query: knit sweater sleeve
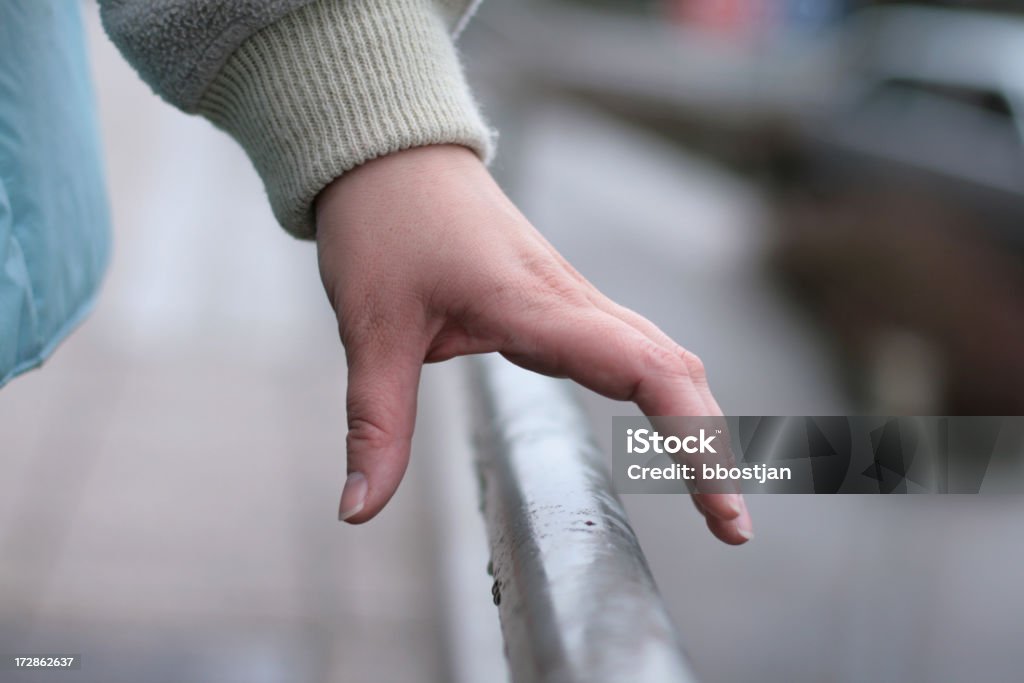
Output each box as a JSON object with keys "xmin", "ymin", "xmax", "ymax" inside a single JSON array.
[{"xmin": 100, "ymin": 0, "xmax": 493, "ymax": 238}]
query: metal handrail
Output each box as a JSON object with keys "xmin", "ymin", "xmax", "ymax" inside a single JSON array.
[{"xmin": 471, "ymin": 354, "xmax": 699, "ymax": 683}]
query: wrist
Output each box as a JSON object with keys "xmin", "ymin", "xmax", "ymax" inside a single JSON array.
[{"xmin": 316, "ymin": 144, "xmax": 490, "ymax": 236}]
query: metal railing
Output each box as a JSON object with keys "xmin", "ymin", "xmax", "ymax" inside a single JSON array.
[{"xmin": 471, "ymin": 354, "xmax": 700, "ymax": 683}]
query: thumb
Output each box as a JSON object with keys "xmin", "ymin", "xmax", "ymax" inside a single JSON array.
[{"xmin": 339, "ymin": 335, "xmax": 424, "ymax": 524}]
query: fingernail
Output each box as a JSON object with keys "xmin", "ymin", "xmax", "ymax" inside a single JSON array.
[
  {"xmin": 736, "ymin": 511, "xmax": 754, "ymax": 541},
  {"xmin": 728, "ymin": 494, "xmax": 743, "ymax": 517},
  {"xmin": 339, "ymin": 472, "xmax": 367, "ymax": 522}
]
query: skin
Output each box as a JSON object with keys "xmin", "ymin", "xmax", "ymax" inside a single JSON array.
[{"xmin": 316, "ymin": 144, "xmax": 753, "ymax": 545}]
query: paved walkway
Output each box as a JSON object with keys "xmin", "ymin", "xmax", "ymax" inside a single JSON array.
[{"xmin": 0, "ymin": 8, "xmax": 448, "ymax": 683}]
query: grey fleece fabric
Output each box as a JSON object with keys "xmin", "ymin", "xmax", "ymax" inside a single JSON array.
[
  {"xmin": 99, "ymin": 0, "xmax": 481, "ymax": 111},
  {"xmin": 100, "ymin": 0, "xmax": 317, "ymax": 111},
  {"xmin": 98, "ymin": 0, "xmax": 491, "ymax": 237}
]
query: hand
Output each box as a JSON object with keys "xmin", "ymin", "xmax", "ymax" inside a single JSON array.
[{"xmin": 316, "ymin": 145, "xmax": 753, "ymax": 545}]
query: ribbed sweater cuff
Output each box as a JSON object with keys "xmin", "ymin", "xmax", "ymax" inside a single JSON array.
[{"xmin": 196, "ymin": 0, "xmax": 495, "ymax": 238}]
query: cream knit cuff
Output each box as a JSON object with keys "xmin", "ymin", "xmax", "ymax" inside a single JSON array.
[{"xmin": 196, "ymin": 0, "xmax": 495, "ymax": 238}]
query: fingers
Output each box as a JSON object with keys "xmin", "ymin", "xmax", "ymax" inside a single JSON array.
[
  {"xmin": 704, "ymin": 500, "xmax": 755, "ymax": 544},
  {"xmin": 551, "ymin": 263, "xmax": 748, "ymax": 539},
  {"xmin": 596, "ymin": 299, "xmax": 723, "ymax": 411},
  {"xmin": 501, "ymin": 307, "xmax": 707, "ymax": 415},
  {"xmin": 500, "ymin": 300, "xmax": 752, "ymax": 544},
  {"xmin": 591, "ymin": 300, "xmax": 749, "ymax": 537},
  {"xmin": 693, "ymin": 493, "xmax": 754, "ymax": 544},
  {"xmin": 526, "ymin": 229, "xmax": 725, "ymax": 415},
  {"xmin": 581, "ymin": 298, "xmax": 747, "ymax": 535},
  {"xmin": 339, "ymin": 330, "xmax": 424, "ymax": 525}
]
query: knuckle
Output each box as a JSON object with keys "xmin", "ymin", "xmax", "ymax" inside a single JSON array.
[
  {"xmin": 346, "ymin": 414, "xmax": 394, "ymax": 453},
  {"xmin": 679, "ymin": 348, "xmax": 708, "ymax": 384},
  {"xmin": 640, "ymin": 339, "xmax": 707, "ymax": 384},
  {"xmin": 638, "ymin": 338, "xmax": 679, "ymax": 372}
]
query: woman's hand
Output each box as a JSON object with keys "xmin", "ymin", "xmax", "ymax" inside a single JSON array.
[{"xmin": 316, "ymin": 144, "xmax": 753, "ymax": 544}]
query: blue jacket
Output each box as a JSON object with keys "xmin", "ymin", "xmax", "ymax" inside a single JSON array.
[{"xmin": 0, "ymin": 1, "xmax": 111, "ymax": 387}]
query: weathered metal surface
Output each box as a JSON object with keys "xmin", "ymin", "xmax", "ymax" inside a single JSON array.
[{"xmin": 471, "ymin": 354, "xmax": 699, "ymax": 683}]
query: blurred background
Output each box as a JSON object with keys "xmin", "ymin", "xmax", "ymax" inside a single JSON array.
[{"xmin": 2, "ymin": 1, "xmax": 1024, "ymax": 681}]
